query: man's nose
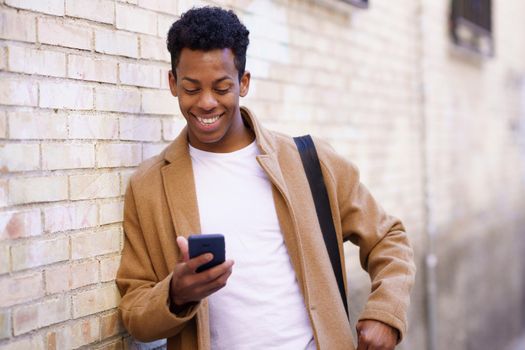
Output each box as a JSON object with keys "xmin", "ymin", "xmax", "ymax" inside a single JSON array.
[{"xmin": 197, "ymin": 90, "xmax": 218, "ymax": 110}]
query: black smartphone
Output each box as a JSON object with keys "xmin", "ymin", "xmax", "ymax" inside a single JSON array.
[{"xmin": 188, "ymin": 234, "xmax": 225, "ymax": 273}]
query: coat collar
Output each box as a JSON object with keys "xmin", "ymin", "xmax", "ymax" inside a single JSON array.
[
  {"xmin": 163, "ymin": 106, "xmax": 277, "ymax": 163},
  {"xmin": 162, "ymin": 106, "xmax": 289, "ymax": 200}
]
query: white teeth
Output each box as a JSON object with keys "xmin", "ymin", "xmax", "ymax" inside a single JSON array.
[{"xmin": 196, "ymin": 115, "xmax": 221, "ymax": 125}]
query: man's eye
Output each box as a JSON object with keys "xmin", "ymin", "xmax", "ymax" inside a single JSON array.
[
  {"xmin": 184, "ymin": 88, "xmax": 199, "ymax": 94},
  {"xmin": 215, "ymin": 88, "xmax": 230, "ymax": 94}
]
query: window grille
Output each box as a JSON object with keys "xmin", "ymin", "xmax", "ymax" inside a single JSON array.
[{"xmin": 450, "ymin": 0, "xmax": 493, "ymax": 56}]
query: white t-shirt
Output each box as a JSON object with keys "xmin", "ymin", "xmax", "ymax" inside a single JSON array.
[{"xmin": 189, "ymin": 141, "xmax": 316, "ymax": 350}]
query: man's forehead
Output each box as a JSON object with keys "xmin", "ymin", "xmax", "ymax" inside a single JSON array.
[
  {"xmin": 178, "ymin": 48, "xmax": 235, "ymax": 63},
  {"xmin": 176, "ymin": 48, "xmax": 238, "ymax": 77}
]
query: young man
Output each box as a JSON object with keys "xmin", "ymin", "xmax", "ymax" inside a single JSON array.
[{"xmin": 117, "ymin": 7, "xmax": 415, "ymax": 350}]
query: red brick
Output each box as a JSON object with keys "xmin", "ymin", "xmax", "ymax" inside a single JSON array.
[{"xmin": 0, "ymin": 209, "xmax": 42, "ymax": 241}]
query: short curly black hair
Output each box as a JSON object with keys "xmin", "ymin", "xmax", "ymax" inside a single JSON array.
[{"xmin": 166, "ymin": 7, "xmax": 250, "ymax": 80}]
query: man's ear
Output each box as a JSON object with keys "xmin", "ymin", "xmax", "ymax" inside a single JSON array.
[
  {"xmin": 168, "ymin": 70, "xmax": 178, "ymax": 97},
  {"xmin": 239, "ymin": 71, "xmax": 251, "ymax": 97}
]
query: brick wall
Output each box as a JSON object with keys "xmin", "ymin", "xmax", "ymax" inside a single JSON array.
[
  {"xmin": 0, "ymin": 0, "xmax": 524, "ymax": 349},
  {"xmin": 421, "ymin": 1, "xmax": 525, "ymax": 349},
  {"xmin": 0, "ymin": 0, "xmax": 179, "ymax": 348}
]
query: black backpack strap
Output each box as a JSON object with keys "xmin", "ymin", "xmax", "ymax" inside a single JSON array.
[{"xmin": 293, "ymin": 135, "xmax": 349, "ymax": 319}]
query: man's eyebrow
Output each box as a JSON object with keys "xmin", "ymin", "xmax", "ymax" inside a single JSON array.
[
  {"xmin": 214, "ymin": 76, "xmax": 233, "ymax": 83},
  {"xmin": 180, "ymin": 76, "xmax": 233, "ymax": 84},
  {"xmin": 181, "ymin": 77, "xmax": 199, "ymax": 84}
]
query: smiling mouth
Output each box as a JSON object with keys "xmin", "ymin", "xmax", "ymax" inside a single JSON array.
[{"xmin": 193, "ymin": 113, "xmax": 224, "ymax": 126}]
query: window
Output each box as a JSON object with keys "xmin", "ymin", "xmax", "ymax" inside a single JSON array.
[
  {"xmin": 450, "ymin": 0, "xmax": 493, "ymax": 56},
  {"xmin": 342, "ymin": 0, "xmax": 369, "ymax": 9}
]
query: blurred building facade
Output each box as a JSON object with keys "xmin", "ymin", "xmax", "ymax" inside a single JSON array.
[{"xmin": 0, "ymin": 0, "xmax": 524, "ymax": 349}]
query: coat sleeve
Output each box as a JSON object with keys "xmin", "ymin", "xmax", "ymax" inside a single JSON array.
[
  {"xmin": 318, "ymin": 142, "xmax": 416, "ymax": 342},
  {"xmin": 116, "ymin": 182, "xmax": 200, "ymax": 342}
]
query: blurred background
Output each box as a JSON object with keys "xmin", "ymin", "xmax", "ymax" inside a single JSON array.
[{"xmin": 0, "ymin": 0, "xmax": 524, "ymax": 349}]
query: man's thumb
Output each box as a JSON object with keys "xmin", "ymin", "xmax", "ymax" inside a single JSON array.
[{"xmin": 176, "ymin": 236, "xmax": 189, "ymax": 262}]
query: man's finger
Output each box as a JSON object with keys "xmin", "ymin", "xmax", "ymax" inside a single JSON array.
[
  {"xmin": 184, "ymin": 253, "xmax": 214, "ymax": 272},
  {"xmin": 205, "ymin": 263, "xmax": 233, "ymax": 289},
  {"xmin": 194, "ymin": 265, "xmax": 234, "ymax": 297},
  {"xmin": 356, "ymin": 330, "xmax": 368, "ymax": 350},
  {"xmin": 176, "ymin": 236, "xmax": 190, "ymax": 262},
  {"xmin": 192, "ymin": 259, "xmax": 234, "ymax": 281}
]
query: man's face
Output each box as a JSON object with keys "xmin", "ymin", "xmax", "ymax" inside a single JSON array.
[{"xmin": 168, "ymin": 48, "xmax": 251, "ymax": 153}]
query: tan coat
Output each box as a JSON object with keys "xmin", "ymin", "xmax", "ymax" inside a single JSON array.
[{"xmin": 116, "ymin": 107, "xmax": 416, "ymax": 350}]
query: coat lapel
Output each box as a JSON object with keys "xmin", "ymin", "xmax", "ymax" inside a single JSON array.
[
  {"xmin": 257, "ymin": 153, "xmax": 306, "ymax": 292},
  {"xmin": 244, "ymin": 107, "xmax": 307, "ymax": 297},
  {"xmin": 161, "ymin": 127, "xmax": 202, "ymax": 239},
  {"xmin": 160, "ymin": 128, "xmax": 211, "ymax": 349}
]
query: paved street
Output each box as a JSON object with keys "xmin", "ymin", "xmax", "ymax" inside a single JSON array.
[{"xmin": 507, "ymin": 333, "xmax": 525, "ymax": 350}]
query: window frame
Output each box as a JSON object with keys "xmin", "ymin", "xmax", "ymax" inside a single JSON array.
[
  {"xmin": 450, "ymin": 0, "xmax": 494, "ymax": 57},
  {"xmin": 341, "ymin": 0, "xmax": 369, "ymax": 9}
]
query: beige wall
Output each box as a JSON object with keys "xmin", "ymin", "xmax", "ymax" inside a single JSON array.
[{"xmin": 0, "ymin": 0, "xmax": 524, "ymax": 349}]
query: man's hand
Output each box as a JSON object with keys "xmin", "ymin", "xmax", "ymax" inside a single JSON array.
[
  {"xmin": 356, "ymin": 319, "xmax": 399, "ymax": 350},
  {"xmin": 170, "ymin": 236, "xmax": 234, "ymax": 308}
]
